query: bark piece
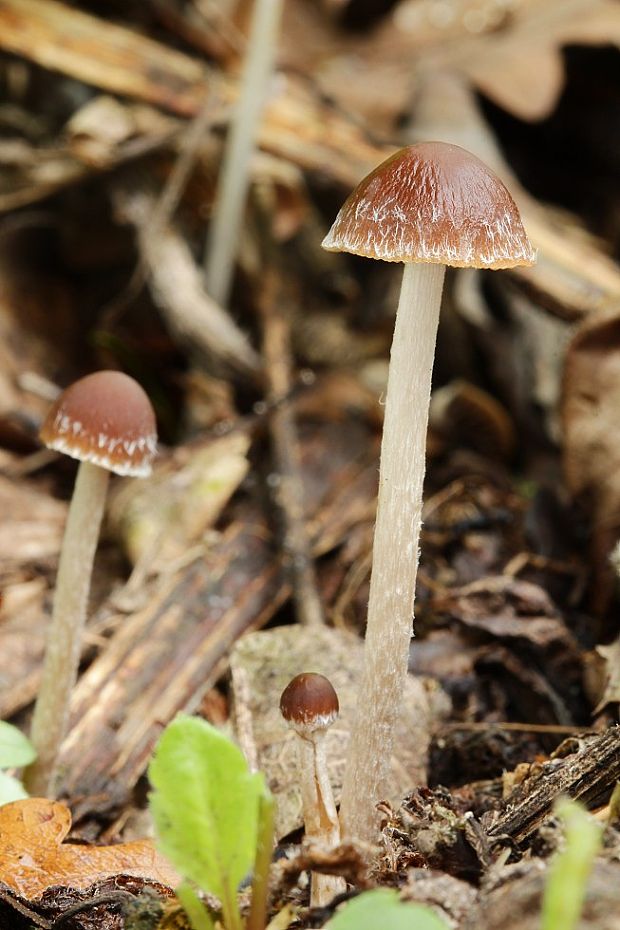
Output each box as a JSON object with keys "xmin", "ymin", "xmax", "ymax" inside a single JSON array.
[
  {"xmin": 230, "ymin": 625, "xmax": 450, "ymax": 839},
  {"xmin": 486, "ymin": 729, "xmax": 620, "ymax": 844}
]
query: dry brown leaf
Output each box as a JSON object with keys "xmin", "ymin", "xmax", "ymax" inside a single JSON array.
[
  {"xmin": 593, "ymin": 638, "xmax": 620, "ymax": 712},
  {"xmin": 300, "ymin": 0, "xmax": 620, "ymax": 124},
  {"xmin": 406, "ymin": 68, "xmax": 620, "ymax": 321},
  {"xmin": 437, "ymin": 0, "xmax": 620, "ymax": 121},
  {"xmin": 0, "ymin": 475, "xmax": 65, "ymax": 566},
  {"xmin": 563, "ymin": 307, "xmax": 620, "ymax": 526},
  {"xmin": 107, "ymin": 432, "xmax": 251, "ymax": 567},
  {"xmin": 0, "ymin": 798, "xmax": 177, "ymax": 898},
  {"xmin": 562, "ymin": 312, "xmax": 620, "ymax": 614}
]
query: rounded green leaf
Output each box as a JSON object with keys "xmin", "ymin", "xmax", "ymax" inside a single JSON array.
[
  {"xmin": 148, "ymin": 716, "xmax": 266, "ymax": 914},
  {"xmin": 0, "ymin": 722, "xmax": 36, "ymax": 768},
  {"xmin": 0, "ymin": 771, "xmax": 29, "ymax": 806},
  {"xmin": 326, "ymin": 890, "xmax": 449, "ymax": 930}
]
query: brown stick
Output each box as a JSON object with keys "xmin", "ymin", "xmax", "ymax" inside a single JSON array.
[{"xmin": 256, "ymin": 196, "xmax": 325, "ymax": 628}]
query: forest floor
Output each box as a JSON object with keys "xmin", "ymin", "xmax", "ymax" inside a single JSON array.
[{"xmin": 1, "ymin": 1, "xmax": 620, "ymax": 928}]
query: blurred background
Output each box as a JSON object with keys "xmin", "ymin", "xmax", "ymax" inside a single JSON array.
[{"xmin": 2, "ymin": 0, "xmax": 620, "ymax": 816}]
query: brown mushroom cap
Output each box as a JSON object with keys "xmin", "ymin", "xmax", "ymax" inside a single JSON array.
[
  {"xmin": 40, "ymin": 371, "xmax": 157, "ymax": 477},
  {"xmin": 280, "ymin": 672, "xmax": 339, "ymax": 734},
  {"xmin": 322, "ymin": 141, "xmax": 535, "ymax": 269}
]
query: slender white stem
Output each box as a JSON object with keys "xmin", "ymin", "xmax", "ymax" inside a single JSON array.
[
  {"xmin": 204, "ymin": 0, "xmax": 284, "ymax": 307},
  {"xmin": 296, "ymin": 731, "xmax": 346, "ymax": 908},
  {"xmin": 25, "ymin": 461, "xmax": 109, "ymax": 797},
  {"xmin": 339, "ymin": 262, "xmax": 446, "ymax": 845}
]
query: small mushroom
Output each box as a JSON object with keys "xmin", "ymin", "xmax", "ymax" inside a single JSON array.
[
  {"xmin": 25, "ymin": 371, "xmax": 157, "ymax": 797},
  {"xmin": 280, "ymin": 673, "xmax": 346, "ymax": 907},
  {"xmin": 323, "ymin": 141, "xmax": 535, "ymax": 844}
]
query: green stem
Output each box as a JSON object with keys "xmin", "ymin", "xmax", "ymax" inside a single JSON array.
[
  {"xmin": 221, "ymin": 887, "xmax": 244, "ymax": 930},
  {"xmin": 247, "ymin": 791, "xmax": 276, "ymax": 930},
  {"xmin": 176, "ymin": 882, "xmax": 217, "ymax": 930}
]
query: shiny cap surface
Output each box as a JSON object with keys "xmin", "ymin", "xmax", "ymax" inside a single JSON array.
[
  {"xmin": 322, "ymin": 141, "xmax": 535, "ymax": 269},
  {"xmin": 280, "ymin": 672, "xmax": 339, "ymax": 734},
  {"xmin": 40, "ymin": 371, "xmax": 157, "ymax": 477}
]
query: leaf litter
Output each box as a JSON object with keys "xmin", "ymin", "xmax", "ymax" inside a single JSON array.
[{"xmin": 0, "ymin": 0, "xmax": 620, "ymax": 927}]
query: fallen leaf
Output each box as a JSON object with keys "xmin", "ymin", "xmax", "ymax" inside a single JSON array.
[
  {"xmin": 562, "ymin": 306, "xmax": 620, "ymax": 610},
  {"xmin": 107, "ymin": 432, "xmax": 251, "ymax": 567},
  {"xmin": 0, "ymin": 798, "xmax": 177, "ymax": 898},
  {"xmin": 563, "ymin": 307, "xmax": 620, "ymax": 521},
  {"xmin": 296, "ymin": 0, "xmax": 620, "ymax": 125},
  {"xmin": 593, "ymin": 638, "xmax": 620, "ymax": 712}
]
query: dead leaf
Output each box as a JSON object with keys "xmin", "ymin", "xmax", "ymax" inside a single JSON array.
[
  {"xmin": 405, "ymin": 68, "xmax": 620, "ymax": 322},
  {"xmin": 297, "ymin": 0, "xmax": 620, "ymax": 125},
  {"xmin": 107, "ymin": 432, "xmax": 251, "ymax": 567},
  {"xmin": 0, "ymin": 798, "xmax": 177, "ymax": 899},
  {"xmin": 66, "ymin": 96, "xmax": 175, "ymax": 169},
  {"xmin": 593, "ymin": 638, "xmax": 620, "ymax": 712},
  {"xmin": 562, "ymin": 307, "xmax": 620, "ymax": 611},
  {"xmin": 439, "ymin": 0, "xmax": 620, "ymax": 121},
  {"xmin": 563, "ymin": 307, "xmax": 620, "ymax": 521},
  {"xmin": 0, "ymin": 475, "xmax": 65, "ymax": 565}
]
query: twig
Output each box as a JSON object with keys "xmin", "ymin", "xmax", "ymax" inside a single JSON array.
[
  {"xmin": 254, "ymin": 193, "xmax": 325, "ymax": 627},
  {"xmin": 114, "ymin": 182, "xmax": 262, "ymax": 378},
  {"xmin": 0, "ymin": 887, "xmax": 51, "ymax": 928},
  {"xmin": 487, "ymin": 728, "xmax": 620, "ymax": 843},
  {"xmin": 101, "ymin": 93, "xmax": 227, "ymax": 330},
  {"xmin": 50, "ymin": 892, "xmax": 135, "ymax": 927}
]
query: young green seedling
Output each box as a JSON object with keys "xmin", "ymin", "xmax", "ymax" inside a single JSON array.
[
  {"xmin": 541, "ymin": 798, "xmax": 602, "ymax": 930},
  {"xmin": 204, "ymin": 0, "xmax": 284, "ymax": 306},
  {"xmin": 280, "ymin": 672, "xmax": 346, "ymax": 907},
  {"xmin": 149, "ymin": 715, "xmax": 274, "ymax": 930},
  {"xmin": 25, "ymin": 371, "xmax": 157, "ymax": 797},
  {"xmin": 323, "ymin": 142, "xmax": 535, "ymax": 844},
  {"xmin": 326, "ymin": 888, "xmax": 450, "ymax": 930}
]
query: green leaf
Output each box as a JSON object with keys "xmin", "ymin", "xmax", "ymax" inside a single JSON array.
[
  {"xmin": 149, "ymin": 716, "xmax": 267, "ymax": 930},
  {"xmin": 0, "ymin": 722, "xmax": 36, "ymax": 768},
  {"xmin": 0, "ymin": 771, "xmax": 28, "ymax": 806},
  {"xmin": 541, "ymin": 798, "xmax": 603, "ymax": 930},
  {"xmin": 326, "ymin": 890, "xmax": 450, "ymax": 930}
]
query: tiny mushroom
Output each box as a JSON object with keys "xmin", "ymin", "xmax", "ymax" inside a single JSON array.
[
  {"xmin": 280, "ymin": 672, "xmax": 346, "ymax": 907},
  {"xmin": 25, "ymin": 371, "xmax": 157, "ymax": 797},
  {"xmin": 322, "ymin": 141, "xmax": 535, "ymax": 844}
]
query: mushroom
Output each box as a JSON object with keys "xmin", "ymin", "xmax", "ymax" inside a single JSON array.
[
  {"xmin": 280, "ymin": 673, "xmax": 346, "ymax": 907},
  {"xmin": 204, "ymin": 0, "xmax": 285, "ymax": 307},
  {"xmin": 322, "ymin": 141, "xmax": 535, "ymax": 844},
  {"xmin": 25, "ymin": 371, "xmax": 157, "ymax": 797}
]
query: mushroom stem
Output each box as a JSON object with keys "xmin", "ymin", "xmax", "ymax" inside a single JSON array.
[
  {"xmin": 296, "ymin": 730, "xmax": 346, "ymax": 907},
  {"xmin": 339, "ymin": 261, "xmax": 446, "ymax": 844},
  {"xmin": 204, "ymin": 0, "xmax": 284, "ymax": 307},
  {"xmin": 25, "ymin": 461, "xmax": 110, "ymax": 797}
]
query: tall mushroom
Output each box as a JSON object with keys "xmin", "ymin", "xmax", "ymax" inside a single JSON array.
[
  {"xmin": 322, "ymin": 142, "xmax": 535, "ymax": 844},
  {"xmin": 25, "ymin": 371, "xmax": 157, "ymax": 797}
]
